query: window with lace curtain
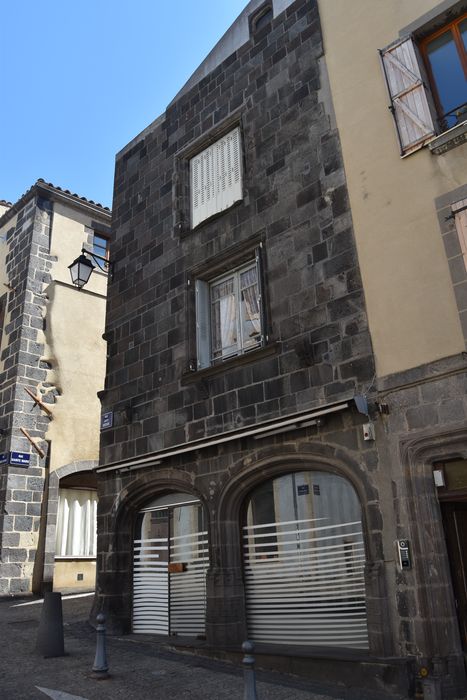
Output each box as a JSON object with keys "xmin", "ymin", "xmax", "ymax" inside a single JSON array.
[
  {"xmin": 55, "ymin": 488, "xmax": 97, "ymax": 558},
  {"xmin": 195, "ymin": 256, "xmax": 264, "ymax": 368}
]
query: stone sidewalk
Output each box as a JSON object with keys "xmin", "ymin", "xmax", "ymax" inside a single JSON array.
[{"xmin": 0, "ymin": 593, "xmax": 408, "ymax": 700}]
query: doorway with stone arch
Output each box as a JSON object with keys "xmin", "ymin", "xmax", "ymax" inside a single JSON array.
[
  {"xmin": 132, "ymin": 491, "xmax": 209, "ymax": 637},
  {"xmin": 242, "ymin": 469, "xmax": 369, "ymax": 649}
]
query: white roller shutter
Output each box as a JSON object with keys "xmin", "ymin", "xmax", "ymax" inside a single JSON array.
[
  {"xmin": 243, "ymin": 515, "xmax": 369, "ymax": 649},
  {"xmin": 190, "ymin": 127, "xmax": 242, "ymax": 228},
  {"xmin": 381, "ymin": 37, "xmax": 435, "ymax": 154},
  {"xmin": 133, "ymin": 536, "xmax": 169, "ymax": 634}
]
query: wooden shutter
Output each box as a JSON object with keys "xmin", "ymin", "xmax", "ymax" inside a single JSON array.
[
  {"xmin": 195, "ymin": 279, "xmax": 210, "ymax": 369},
  {"xmin": 381, "ymin": 37, "xmax": 435, "ymax": 155},
  {"xmin": 190, "ymin": 127, "xmax": 242, "ymax": 228}
]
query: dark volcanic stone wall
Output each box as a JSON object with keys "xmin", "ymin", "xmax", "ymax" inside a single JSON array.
[
  {"xmin": 101, "ymin": 0, "xmax": 375, "ymax": 466},
  {"xmin": 0, "ymin": 197, "xmax": 54, "ymax": 594}
]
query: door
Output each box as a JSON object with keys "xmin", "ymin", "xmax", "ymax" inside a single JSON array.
[
  {"xmin": 441, "ymin": 501, "xmax": 467, "ymax": 651},
  {"xmin": 132, "ymin": 495, "xmax": 208, "ymax": 636}
]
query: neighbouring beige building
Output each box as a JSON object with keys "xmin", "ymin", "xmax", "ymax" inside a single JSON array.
[
  {"xmin": 0, "ymin": 180, "xmax": 110, "ymax": 594},
  {"xmin": 318, "ymin": 0, "xmax": 467, "ymax": 696}
]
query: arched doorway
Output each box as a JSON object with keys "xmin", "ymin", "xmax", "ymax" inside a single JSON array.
[
  {"xmin": 435, "ymin": 458, "xmax": 467, "ymax": 652},
  {"xmin": 132, "ymin": 491, "xmax": 208, "ymax": 637},
  {"xmin": 242, "ymin": 470, "xmax": 369, "ymax": 649}
]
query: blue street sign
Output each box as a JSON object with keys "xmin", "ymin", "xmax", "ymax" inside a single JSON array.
[
  {"xmin": 0, "ymin": 453, "xmax": 8, "ymax": 465},
  {"xmin": 101, "ymin": 411, "xmax": 113, "ymax": 430},
  {"xmin": 10, "ymin": 451, "xmax": 30, "ymax": 466},
  {"xmin": 297, "ymin": 484, "xmax": 309, "ymax": 496}
]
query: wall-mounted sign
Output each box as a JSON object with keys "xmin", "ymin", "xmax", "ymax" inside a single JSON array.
[
  {"xmin": 101, "ymin": 411, "xmax": 113, "ymax": 430},
  {"xmin": 9, "ymin": 451, "xmax": 31, "ymax": 467},
  {"xmin": 0, "ymin": 453, "xmax": 8, "ymax": 465},
  {"xmin": 297, "ymin": 484, "xmax": 309, "ymax": 496}
]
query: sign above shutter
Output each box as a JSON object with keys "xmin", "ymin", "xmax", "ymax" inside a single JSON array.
[
  {"xmin": 190, "ymin": 127, "xmax": 243, "ymax": 228},
  {"xmin": 380, "ymin": 37, "xmax": 435, "ymax": 155}
]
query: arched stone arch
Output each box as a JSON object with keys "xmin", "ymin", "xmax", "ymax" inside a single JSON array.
[
  {"xmin": 217, "ymin": 444, "xmax": 380, "ymax": 563},
  {"xmin": 208, "ymin": 443, "xmax": 391, "ymax": 654},
  {"xmin": 399, "ymin": 425, "xmax": 467, "ymax": 667},
  {"xmin": 93, "ymin": 467, "xmax": 209, "ymax": 634},
  {"xmin": 42, "ymin": 460, "xmax": 98, "ymax": 590}
]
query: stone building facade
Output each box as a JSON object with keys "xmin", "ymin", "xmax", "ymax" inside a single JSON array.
[
  {"xmin": 95, "ymin": 0, "xmax": 467, "ymax": 698},
  {"xmin": 0, "ymin": 181, "xmax": 110, "ymax": 594}
]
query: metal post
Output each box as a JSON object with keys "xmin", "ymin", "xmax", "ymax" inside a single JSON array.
[
  {"xmin": 91, "ymin": 613, "xmax": 109, "ymax": 679},
  {"xmin": 36, "ymin": 591, "xmax": 65, "ymax": 658},
  {"xmin": 242, "ymin": 640, "xmax": 258, "ymax": 700}
]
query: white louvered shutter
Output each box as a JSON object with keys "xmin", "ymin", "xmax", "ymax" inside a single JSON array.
[
  {"xmin": 191, "ymin": 154, "xmax": 202, "ymax": 216},
  {"xmin": 191, "ymin": 127, "xmax": 242, "ymax": 228},
  {"xmin": 381, "ymin": 37, "xmax": 435, "ymax": 155},
  {"xmin": 195, "ymin": 279, "xmax": 210, "ymax": 369}
]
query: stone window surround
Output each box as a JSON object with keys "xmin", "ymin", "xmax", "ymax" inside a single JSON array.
[
  {"xmin": 183, "ymin": 234, "xmax": 273, "ymax": 382},
  {"xmin": 174, "ymin": 107, "xmax": 247, "ymax": 237},
  {"xmin": 435, "ymin": 183, "xmax": 467, "ymax": 345},
  {"xmin": 249, "ymin": 1, "xmax": 274, "ymax": 36}
]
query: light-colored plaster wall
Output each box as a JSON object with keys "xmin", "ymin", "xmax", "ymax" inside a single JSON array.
[
  {"xmin": 42, "ymin": 281, "xmax": 106, "ymax": 471},
  {"xmin": 318, "ymin": 0, "xmax": 466, "ymax": 377},
  {"xmin": 53, "ymin": 559, "xmax": 96, "ymax": 592},
  {"xmin": 44, "ymin": 204, "xmax": 108, "ymax": 472},
  {"xmin": 50, "ymin": 203, "xmax": 108, "ymax": 296}
]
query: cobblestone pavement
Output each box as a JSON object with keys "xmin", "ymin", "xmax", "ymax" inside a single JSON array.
[{"xmin": 0, "ymin": 594, "xmax": 408, "ymax": 700}]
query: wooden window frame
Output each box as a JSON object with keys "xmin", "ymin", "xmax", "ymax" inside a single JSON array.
[{"xmin": 419, "ymin": 12, "xmax": 467, "ymax": 131}]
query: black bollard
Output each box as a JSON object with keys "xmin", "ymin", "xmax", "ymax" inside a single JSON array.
[
  {"xmin": 36, "ymin": 591, "xmax": 65, "ymax": 658},
  {"xmin": 91, "ymin": 613, "xmax": 109, "ymax": 679},
  {"xmin": 242, "ymin": 640, "xmax": 258, "ymax": 700}
]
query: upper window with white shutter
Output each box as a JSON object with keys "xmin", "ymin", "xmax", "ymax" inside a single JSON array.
[
  {"xmin": 380, "ymin": 11, "xmax": 466, "ymax": 155},
  {"xmin": 190, "ymin": 127, "xmax": 243, "ymax": 228}
]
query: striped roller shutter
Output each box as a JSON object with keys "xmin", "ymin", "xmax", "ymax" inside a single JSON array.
[
  {"xmin": 169, "ymin": 526, "xmax": 209, "ymax": 636},
  {"xmin": 133, "ymin": 536, "xmax": 169, "ymax": 634},
  {"xmin": 191, "ymin": 126, "xmax": 242, "ymax": 228},
  {"xmin": 133, "ymin": 500, "xmax": 208, "ymax": 636},
  {"xmin": 381, "ymin": 37, "xmax": 435, "ymax": 154},
  {"xmin": 243, "ymin": 515, "xmax": 369, "ymax": 649}
]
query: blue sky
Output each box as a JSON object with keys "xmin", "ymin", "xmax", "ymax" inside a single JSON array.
[{"xmin": 1, "ymin": 1, "xmax": 247, "ymax": 209}]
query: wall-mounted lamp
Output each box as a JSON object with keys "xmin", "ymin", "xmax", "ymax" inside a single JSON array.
[{"xmin": 68, "ymin": 248, "xmax": 113, "ymax": 289}]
